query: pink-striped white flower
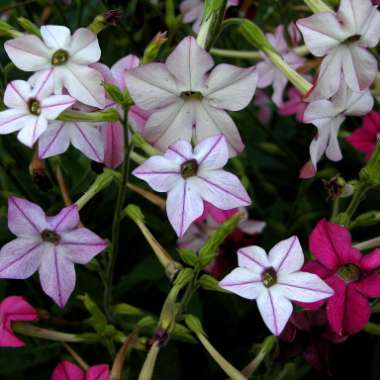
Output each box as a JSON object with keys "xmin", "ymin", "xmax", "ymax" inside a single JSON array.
[
  {"xmin": 4, "ymin": 25, "xmax": 105, "ymax": 107},
  {"xmin": 220, "ymin": 236, "xmax": 333, "ymax": 335},
  {"xmin": 0, "ymin": 71, "xmax": 74, "ymax": 147},
  {"xmin": 133, "ymin": 134, "xmax": 251, "ymax": 237},
  {"xmin": 297, "ymin": 0, "xmax": 380, "ymax": 100}
]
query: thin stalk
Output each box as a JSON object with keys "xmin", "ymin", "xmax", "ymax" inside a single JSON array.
[
  {"xmin": 127, "ymin": 182, "xmax": 166, "ymax": 210},
  {"xmin": 354, "ymin": 237, "xmax": 380, "ymax": 251},
  {"xmin": 63, "ymin": 342, "xmax": 89, "ymax": 370},
  {"xmin": 137, "ymin": 342, "xmax": 160, "ymax": 380}
]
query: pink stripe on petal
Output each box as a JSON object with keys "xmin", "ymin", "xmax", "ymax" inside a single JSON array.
[
  {"xmin": 34, "ymin": 68, "xmax": 54, "ymax": 98},
  {"xmin": 74, "ymin": 123, "xmax": 102, "ymax": 162},
  {"xmin": 39, "ymin": 122, "xmax": 65, "ymax": 158}
]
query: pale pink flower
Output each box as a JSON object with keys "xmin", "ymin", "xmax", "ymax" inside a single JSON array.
[
  {"xmin": 302, "ymin": 81, "xmax": 373, "ymax": 176},
  {"xmin": 0, "ymin": 197, "xmax": 107, "ymax": 308},
  {"xmin": 278, "ymin": 87, "xmax": 307, "ymax": 122},
  {"xmin": 0, "ymin": 72, "xmax": 74, "ymax": 147},
  {"xmin": 133, "ymin": 134, "xmax": 251, "ymax": 237},
  {"xmin": 256, "ymin": 25, "xmax": 305, "ymax": 107},
  {"xmin": 297, "ymin": 0, "xmax": 380, "ymax": 100},
  {"xmin": 220, "ymin": 236, "xmax": 333, "ymax": 335},
  {"xmin": 52, "ymin": 360, "xmax": 109, "ymax": 380},
  {"xmin": 253, "ymin": 90, "xmax": 272, "ymax": 124},
  {"xmin": 4, "ymin": 25, "xmax": 105, "ymax": 107},
  {"xmin": 125, "ymin": 36, "xmax": 257, "ymax": 157},
  {"xmin": 0, "ymin": 296, "xmax": 37, "ymax": 347}
]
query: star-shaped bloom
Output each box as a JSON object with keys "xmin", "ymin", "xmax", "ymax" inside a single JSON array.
[
  {"xmin": 219, "ymin": 236, "xmax": 333, "ymax": 335},
  {"xmin": 5, "ymin": 25, "xmax": 105, "ymax": 107},
  {"xmin": 0, "ymin": 72, "xmax": 74, "ymax": 147},
  {"xmin": 303, "ymin": 81, "xmax": 373, "ymax": 176},
  {"xmin": 303, "ymin": 219, "xmax": 380, "ymax": 336},
  {"xmin": 52, "ymin": 360, "xmax": 109, "ymax": 380},
  {"xmin": 125, "ymin": 36, "xmax": 257, "ymax": 157},
  {"xmin": 297, "ymin": 0, "xmax": 380, "ymax": 100},
  {"xmin": 133, "ymin": 134, "xmax": 251, "ymax": 237},
  {"xmin": 346, "ymin": 111, "xmax": 380, "ymax": 160},
  {"xmin": 256, "ymin": 25, "xmax": 305, "ymax": 107},
  {"xmin": 0, "ymin": 197, "xmax": 107, "ymax": 308},
  {"xmin": 0, "ymin": 296, "xmax": 37, "ymax": 347}
]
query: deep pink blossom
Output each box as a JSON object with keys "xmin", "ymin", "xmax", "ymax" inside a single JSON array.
[
  {"xmin": 278, "ymin": 87, "xmax": 307, "ymax": 122},
  {"xmin": 0, "ymin": 296, "xmax": 37, "ymax": 347},
  {"xmin": 52, "ymin": 361, "xmax": 109, "ymax": 380},
  {"xmin": 346, "ymin": 111, "xmax": 380, "ymax": 160},
  {"xmin": 0, "ymin": 197, "xmax": 107, "ymax": 308},
  {"xmin": 304, "ymin": 219, "xmax": 380, "ymax": 336}
]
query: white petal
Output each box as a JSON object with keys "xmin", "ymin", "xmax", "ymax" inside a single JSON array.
[
  {"xmin": 194, "ymin": 169, "xmax": 251, "ymax": 209},
  {"xmin": 338, "ymin": 0, "xmax": 373, "ymax": 35},
  {"xmin": 194, "ymin": 134, "xmax": 228, "ymax": 171},
  {"xmin": 0, "ymin": 109, "xmax": 30, "ymax": 134},
  {"xmin": 40, "ymin": 25, "xmax": 71, "ymax": 49},
  {"xmin": 271, "ymin": 71, "xmax": 288, "ymax": 107},
  {"xmin": 360, "ymin": 7, "xmax": 380, "ymax": 47},
  {"xmin": 237, "ymin": 246, "xmax": 270, "ymax": 273},
  {"xmin": 125, "ymin": 63, "xmax": 179, "ymax": 110},
  {"xmin": 17, "ymin": 116, "xmax": 47, "ymax": 147},
  {"xmin": 4, "ymin": 80, "xmax": 31, "ymax": 109},
  {"xmin": 325, "ymin": 122, "xmax": 343, "ymax": 162},
  {"xmin": 4, "ymin": 35, "xmax": 51, "ymax": 71},
  {"xmin": 31, "ymin": 68, "xmax": 54, "ymax": 100},
  {"xmin": 60, "ymin": 64, "xmax": 105, "ymax": 108},
  {"xmin": 277, "ymin": 271, "xmax": 334, "ymax": 303},
  {"xmin": 69, "ymin": 28, "xmax": 101, "ymax": 64},
  {"xmin": 257, "ymin": 287, "xmax": 293, "ymax": 336},
  {"xmin": 41, "ymin": 95, "xmax": 75, "ymax": 120},
  {"xmin": 219, "ymin": 267, "xmax": 264, "ymax": 299},
  {"xmin": 268, "ymin": 236, "xmax": 303, "ymax": 274},
  {"xmin": 164, "ymin": 140, "xmax": 194, "ymax": 164},
  {"xmin": 38, "ymin": 121, "xmax": 70, "ymax": 158},
  {"xmin": 303, "ymin": 100, "xmax": 338, "ymax": 123},
  {"xmin": 203, "ymin": 64, "xmax": 257, "ymax": 111},
  {"xmin": 255, "ymin": 60, "xmax": 275, "ymax": 88},
  {"xmin": 166, "ymin": 179, "xmax": 204, "ymax": 237},
  {"xmin": 195, "ymin": 102, "xmax": 244, "ymax": 157},
  {"xmin": 166, "ymin": 36, "xmax": 214, "ymax": 92},
  {"xmin": 70, "ymin": 122, "xmax": 104, "ymax": 162}
]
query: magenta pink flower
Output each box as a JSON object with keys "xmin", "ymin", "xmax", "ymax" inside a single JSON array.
[
  {"xmin": 0, "ymin": 197, "xmax": 107, "ymax": 308},
  {"xmin": 196, "ymin": 202, "xmax": 238, "ymax": 224},
  {"xmin": 52, "ymin": 360, "xmax": 109, "ymax": 380},
  {"xmin": 0, "ymin": 296, "xmax": 37, "ymax": 347},
  {"xmin": 346, "ymin": 111, "xmax": 380, "ymax": 160},
  {"xmin": 278, "ymin": 87, "xmax": 307, "ymax": 122},
  {"xmin": 133, "ymin": 134, "xmax": 251, "ymax": 237},
  {"xmin": 304, "ymin": 219, "xmax": 380, "ymax": 336}
]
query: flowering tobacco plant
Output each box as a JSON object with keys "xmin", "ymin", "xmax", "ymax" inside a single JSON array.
[{"xmin": 0, "ymin": 0, "xmax": 380, "ymax": 379}]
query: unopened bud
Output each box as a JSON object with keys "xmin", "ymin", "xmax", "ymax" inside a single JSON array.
[
  {"xmin": 29, "ymin": 153, "xmax": 52, "ymax": 191},
  {"xmin": 17, "ymin": 17, "xmax": 41, "ymax": 37},
  {"xmin": 142, "ymin": 32, "xmax": 168, "ymax": 64},
  {"xmin": 322, "ymin": 175, "xmax": 353, "ymax": 199}
]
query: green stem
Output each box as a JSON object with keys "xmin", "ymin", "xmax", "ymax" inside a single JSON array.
[
  {"xmin": 331, "ymin": 198, "xmax": 340, "ymax": 221},
  {"xmin": 303, "ymin": 0, "xmax": 333, "ymax": 13},
  {"xmin": 345, "ymin": 182, "xmax": 371, "ymax": 223},
  {"xmin": 354, "ymin": 237, "xmax": 380, "ymax": 251},
  {"xmin": 364, "ymin": 322, "xmax": 380, "ymax": 335}
]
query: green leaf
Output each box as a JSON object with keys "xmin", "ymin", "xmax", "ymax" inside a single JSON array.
[
  {"xmin": 112, "ymin": 303, "xmax": 145, "ymax": 316},
  {"xmin": 103, "ymin": 82, "xmax": 125, "ymax": 104},
  {"xmin": 199, "ymin": 274, "xmax": 228, "ymax": 293},
  {"xmin": 78, "ymin": 293, "xmax": 108, "ymax": 333},
  {"xmin": 178, "ymin": 248, "xmax": 199, "ymax": 267}
]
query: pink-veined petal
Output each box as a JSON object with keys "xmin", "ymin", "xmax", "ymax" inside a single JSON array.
[
  {"xmin": 17, "ymin": 115, "xmax": 47, "ymax": 147},
  {"xmin": 164, "ymin": 140, "xmax": 194, "ymax": 164},
  {"xmin": 128, "ymin": 106, "xmax": 151, "ymax": 134},
  {"xmin": 194, "ymin": 134, "xmax": 228, "ymax": 170},
  {"xmin": 52, "ymin": 361, "xmax": 84, "ymax": 380},
  {"xmin": 40, "ymin": 95, "xmax": 75, "ymax": 119},
  {"xmin": 29, "ymin": 68, "xmax": 54, "ymax": 100},
  {"xmin": 237, "ymin": 246, "xmax": 270, "ymax": 273},
  {"xmin": 219, "ymin": 267, "xmax": 263, "ymax": 299},
  {"xmin": 204, "ymin": 64, "xmax": 257, "ymax": 111},
  {"xmin": 4, "ymin": 80, "xmax": 30, "ymax": 108},
  {"xmin": 257, "ymin": 287, "xmax": 293, "ymax": 336},
  {"xmin": 85, "ymin": 365, "xmax": 109, "ymax": 380},
  {"xmin": 47, "ymin": 205, "xmax": 80, "ymax": 232},
  {"xmin": 38, "ymin": 121, "xmax": 70, "ymax": 159},
  {"xmin": 268, "ymin": 236, "xmax": 304, "ymax": 274},
  {"xmin": 40, "ymin": 25, "xmax": 71, "ymax": 49},
  {"xmin": 111, "ymin": 54, "xmax": 140, "ymax": 90},
  {"xmin": 69, "ymin": 28, "xmax": 101, "ymax": 64},
  {"xmin": 166, "ymin": 179, "xmax": 204, "ymax": 237},
  {"xmin": 0, "ymin": 109, "xmax": 30, "ymax": 134},
  {"xmin": 166, "ymin": 36, "xmax": 214, "ymax": 92},
  {"xmin": 103, "ymin": 122, "xmax": 124, "ymax": 168}
]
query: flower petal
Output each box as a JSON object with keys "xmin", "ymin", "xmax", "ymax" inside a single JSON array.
[
  {"xmin": 257, "ymin": 287, "xmax": 293, "ymax": 336},
  {"xmin": 17, "ymin": 115, "xmax": 47, "ymax": 147},
  {"xmin": 194, "ymin": 170, "xmax": 251, "ymax": 209},
  {"xmin": 360, "ymin": 6, "xmax": 380, "ymax": 47},
  {"xmin": 166, "ymin": 36, "xmax": 214, "ymax": 92},
  {"xmin": 40, "ymin": 25, "xmax": 71, "ymax": 49},
  {"xmin": 69, "ymin": 28, "xmax": 101, "ymax": 64},
  {"xmin": 111, "ymin": 54, "xmax": 140, "ymax": 90},
  {"xmin": 0, "ymin": 296, "xmax": 37, "ymax": 321},
  {"xmin": 4, "ymin": 35, "xmax": 51, "ymax": 71},
  {"xmin": 86, "ymin": 365, "xmax": 109, "ymax": 380},
  {"xmin": 4, "ymin": 80, "xmax": 30, "ymax": 108},
  {"xmin": 355, "ymin": 272, "xmax": 380, "ymax": 298},
  {"xmin": 302, "ymin": 260, "xmax": 332, "ymax": 279},
  {"xmin": 194, "ymin": 134, "xmax": 228, "ymax": 170},
  {"xmin": 338, "ymin": 0, "xmax": 373, "ymax": 35},
  {"xmin": 41, "ymin": 95, "xmax": 75, "ymax": 119},
  {"xmin": 164, "ymin": 140, "xmax": 194, "ymax": 164},
  {"xmin": 128, "ymin": 106, "xmax": 151, "ymax": 134},
  {"xmin": 268, "ymin": 236, "xmax": 304, "ymax": 274},
  {"xmin": 103, "ymin": 122, "xmax": 124, "ymax": 168},
  {"xmin": 360, "ymin": 248, "xmax": 380, "ymax": 270},
  {"xmin": 237, "ymin": 246, "xmax": 270, "ymax": 273},
  {"xmin": 0, "ymin": 239, "xmax": 44, "ymax": 279},
  {"xmin": 47, "ymin": 205, "xmax": 80, "ymax": 232},
  {"xmin": 166, "ymin": 179, "xmax": 204, "ymax": 237},
  {"xmin": 0, "ymin": 109, "xmax": 30, "ymax": 135},
  {"xmin": 0, "ymin": 325, "xmax": 25, "ymax": 347},
  {"xmin": 70, "ymin": 122, "xmax": 104, "ymax": 162},
  {"xmin": 52, "ymin": 361, "xmax": 84, "ymax": 380},
  {"xmin": 125, "ymin": 63, "xmax": 179, "ymax": 110},
  {"xmin": 8, "ymin": 196, "xmax": 47, "ymax": 237},
  {"xmin": 39, "ymin": 246, "xmax": 76, "ymax": 308},
  {"xmin": 219, "ymin": 267, "xmax": 263, "ymax": 299},
  {"xmin": 38, "ymin": 121, "xmax": 70, "ymax": 159},
  {"xmin": 203, "ymin": 64, "xmax": 257, "ymax": 111}
]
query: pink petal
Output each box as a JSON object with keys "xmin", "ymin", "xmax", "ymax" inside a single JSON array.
[
  {"xmin": 128, "ymin": 106, "xmax": 151, "ymax": 134},
  {"xmin": 268, "ymin": 236, "xmax": 304, "ymax": 274},
  {"xmin": 0, "ymin": 239, "xmax": 45, "ymax": 279},
  {"xmin": 4, "ymin": 80, "xmax": 30, "ymax": 108},
  {"xmin": 52, "ymin": 361, "xmax": 84, "ymax": 380},
  {"xmin": 0, "ymin": 296, "xmax": 37, "ymax": 322},
  {"xmin": 204, "ymin": 64, "xmax": 257, "ymax": 111},
  {"xmin": 103, "ymin": 122, "xmax": 124, "ymax": 168},
  {"xmin": 302, "ymin": 260, "xmax": 332, "ymax": 279},
  {"xmin": 237, "ymin": 245, "xmax": 270, "ymax": 273},
  {"xmin": 360, "ymin": 249, "xmax": 380, "ymax": 270},
  {"xmin": 166, "ymin": 179, "xmax": 204, "ymax": 237},
  {"xmin": 85, "ymin": 365, "xmax": 109, "ymax": 380},
  {"xmin": 271, "ymin": 71, "xmax": 288, "ymax": 107},
  {"xmin": 194, "ymin": 134, "xmax": 228, "ymax": 170},
  {"xmin": 39, "ymin": 246, "xmax": 76, "ymax": 308},
  {"xmin": 8, "ymin": 196, "xmax": 47, "ymax": 237},
  {"xmin": 59, "ymin": 228, "xmax": 107, "ymax": 264},
  {"xmin": 180, "ymin": 0, "xmax": 203, "ymax": 23},
  {"xmin": 38, "ymin": 121, "xmax": 70, "ymax": 159},
  {"xmin": 4, "ymin": 35, "xmax": 51, "ymax": 71},
  {"xmin": 111, "ymin": 54, "xmax": 140, "ymax": 90},
  {"xmin": 219, "ymin": 267, "xmax": 263, "ymax": 299},
  {"xmin": 0, "ymin": 325, "xmax": 25, "ymax": 347},
  {"xmin": 47, "ymin": 205, "xmax": 80, "ymax": 232},
  {"xmin": 257, "ymin": 287, "xmax": 293, "ymax": 336},
  {"xmin": 69, "ymin": 28, "xmax": 101, "ymax": 65},
  {"xmin": 166, "ymin": 36, "xmax": 214, "ymax": 92},
  {"xmin": 355, "ymin": 272, "xmax": 380, "ymax": 298},
  {"xmin": 197, "ymin": 202, "xmax": 237, "ymax": 223},
  {"xmin": 40, "ymin": 25, "xmax": 71, "ymax": 49},
  {"xmin": 164, "ymin": 140, "xmax": 193, "ymax": 163},
  {"xmin": 40, "ymin": 95, "xmax": 75, "ymax": 119},
  {"xmin": 299, "ymin": 160, "xmax": 317, "ymax": 179},
  {"xmin": 125, "ymin": 63, "xmax": 179, "ymax": 110},
  {"xmin": 31, "ymin": 68, "xmax": 54, "ymax": 100},
  {"xmin": 0, "ymin": 109, "xmax": 31, "ymax": 135},
  {"xmin": 364, "ymin": 111, "xmax": 380, "ymax": 134},
  {"xmin": 17, "ymin": 115, "xmax": 47, "ymax": 147}
]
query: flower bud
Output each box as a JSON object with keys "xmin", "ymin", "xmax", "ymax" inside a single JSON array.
[{"xmin": 142, "ymin": 32, "xmax": 168, "ymax": 64}]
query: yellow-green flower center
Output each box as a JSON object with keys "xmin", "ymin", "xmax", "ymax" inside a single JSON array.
[
  {"xmin": 180, "ymin": 159, "xmax": 198, "ymax": 179},
  {"xmin": 180, "ymin": 91, "xmax": 203, "ymax": 101},
  {"xmin": 41, "ymin": 229, "xmax": 61, "ymax": 245},
  {"xmin": 337, "ymin": 264, "xmax": 360, "ymax": 282},
  {"xmin": 51, "ymin": 49, "xmax": 69, "ymax": 66},
  {"xmin": 262, "ymin": 267, "xmax": 277, "ymax": 288},
  {"xmin": 28, "ymin": 99, "xmax": 41, "ymax": 115}
]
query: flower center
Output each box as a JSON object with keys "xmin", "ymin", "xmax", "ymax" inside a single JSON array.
[
  {"xmin": 337, "ymin": 264, "xmax": 360, "ymax": 282},
  {"xmin": 51, "ymin": 49, "xmax": 69, "ymax": 66},
  {"xmin": 180, "ymin": 159, "xmax": 198, "ymax": 179},
  {"xmin": 261, "ymin": 267, "xmax": 277, "ymax": 288},
  {"xmin": 344, "ymin": 34, "xmax": 361, "ymax": 44},
  {"xmin": 180, "ymin": 91, "xmax": 203, "ymax": 101},
  {"xmin": 41, "ymin": 229, "xmax": 61, "ymax": 245},
  {"xmin": 28, "ymin": 98, "xmax": 41, "ymax": 115}
]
